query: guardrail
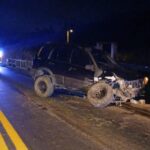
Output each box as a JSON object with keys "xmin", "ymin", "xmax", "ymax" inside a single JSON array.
[{"xmin": 6, "ymin": 58, "xmax": 33, "ymax": 70}]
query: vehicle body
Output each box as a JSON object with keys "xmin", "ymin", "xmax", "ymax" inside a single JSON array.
[{"xmin": 32, "ymin": 43, "xmax": 148, "ymax": 107}]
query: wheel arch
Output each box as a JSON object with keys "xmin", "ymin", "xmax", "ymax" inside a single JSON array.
[{"xmin": 34, "ymin": 67, "xmax": 56, "ymax": 85}]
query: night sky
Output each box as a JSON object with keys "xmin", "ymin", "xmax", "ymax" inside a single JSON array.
[{"xmin": 0, "ymin": 0, "xmax": 150, "ymax": 47}]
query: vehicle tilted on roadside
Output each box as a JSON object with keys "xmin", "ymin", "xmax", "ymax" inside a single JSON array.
[{"xmin": 32, "ymin": 43, "xmax": 149, "ymax": 107}]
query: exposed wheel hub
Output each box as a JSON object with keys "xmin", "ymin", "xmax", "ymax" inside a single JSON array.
[
  {"xmin": 38, "ymin": 81, "xmax": 47, "ymax": 93},
  {"xmin": 95, "ymin": 88, "xmax": 107, "ymax": 99}
]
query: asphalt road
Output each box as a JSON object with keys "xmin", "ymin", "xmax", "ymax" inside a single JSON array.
[
  {"xmin": 0, "ymin": 67, "xmax": 101, "ymax": 150},
  {"xmin": 0, "ymin": 66, "xmax": 150, "ymax": 150}
]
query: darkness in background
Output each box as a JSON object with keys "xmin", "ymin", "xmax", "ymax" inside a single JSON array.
[{"xmin": 0, "ymin": 0, "xmax": 150, "ymax": 65}]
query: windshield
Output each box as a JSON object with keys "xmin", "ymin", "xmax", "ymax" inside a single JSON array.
[
  {"xmin": 91, "ymin": 49, "xmax": 115, "ymax": 64},
  {"xmin": 90, "ymin": 48, "xmax": 126, "ymax": 71}
]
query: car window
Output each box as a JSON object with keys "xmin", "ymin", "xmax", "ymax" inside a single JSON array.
[
  {"xmin": 50, "ymin": 48, "xmax": 58, "ymax": 61},
  {"xmin": 50, "ymin": 47, "xmax": 72, "ymax": 63},
  {"xmin": 38, "ymin": 46, "xmax": 51, "ymax": 59},
  {"xmin": 71, "ymin": 49, "xmax": 91, "ymax": 67},
  {"xmin": 92, "ymin": 49, "xmax": 107, "ymax": 63}
]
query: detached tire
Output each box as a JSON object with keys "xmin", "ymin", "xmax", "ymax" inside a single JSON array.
[
  {"xmin": 87, "ymin": 82, "xmax": 113, "ymax": 108},
  {"xmin": 34, "ymin": 75, "xmax": 54, "ymax": 97}
]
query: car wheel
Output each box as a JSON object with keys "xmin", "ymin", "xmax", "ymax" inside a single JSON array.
[
  {"xmin": 34, "ymin": 75, "xmax": 54, "ymax": 97},
  {"xmin": 87, "ymin": 82, "xmax": 113, "ymax": 108}
]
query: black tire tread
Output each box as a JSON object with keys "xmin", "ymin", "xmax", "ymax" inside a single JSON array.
[
  {"xmin": 34, "ymin": 75, "xmax": 54, "ymax": 97},
  {"xmin": 87, "ymin": 81, "xmax": 113, "ymax": 108}
]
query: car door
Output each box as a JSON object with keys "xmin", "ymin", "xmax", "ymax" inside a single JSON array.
[
  {"xmin": 64, "ymin": 48, "xmax": 94, "ymax": 89},
  {"xmin": 33, "ymin": 45, "xmax": 52, "ymax": 68},
  {"xmin": 49, "ymin": 46, "xmax": 72, "ymax": 86}
]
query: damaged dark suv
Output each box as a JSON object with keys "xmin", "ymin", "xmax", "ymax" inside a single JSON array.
[{"xmin": 33, "ymin": 44, "xmax": 149, "ymax": 107}]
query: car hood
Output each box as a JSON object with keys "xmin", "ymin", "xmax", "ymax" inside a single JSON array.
[{"xmin": 97, "ymin": 58, "xmax": 143, "ymax": 80}]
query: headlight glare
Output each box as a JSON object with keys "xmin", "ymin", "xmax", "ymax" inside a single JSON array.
[{"xmin": 143, "ymin": 77, "xmax": 149, "ymax": 85}]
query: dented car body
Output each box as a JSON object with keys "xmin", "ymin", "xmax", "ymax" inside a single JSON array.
[{"xmin": 33, "ymin": 44, "xmax": 148, "ymax": 107}]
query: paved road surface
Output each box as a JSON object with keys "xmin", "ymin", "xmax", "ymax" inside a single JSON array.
[
  {"xmin": 0, "ymin": 66, "xmax": 150, "ymax": 150},
  {"xmin": 0, "ymin": 67, "xmax": 102, "ymax": 150}
]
